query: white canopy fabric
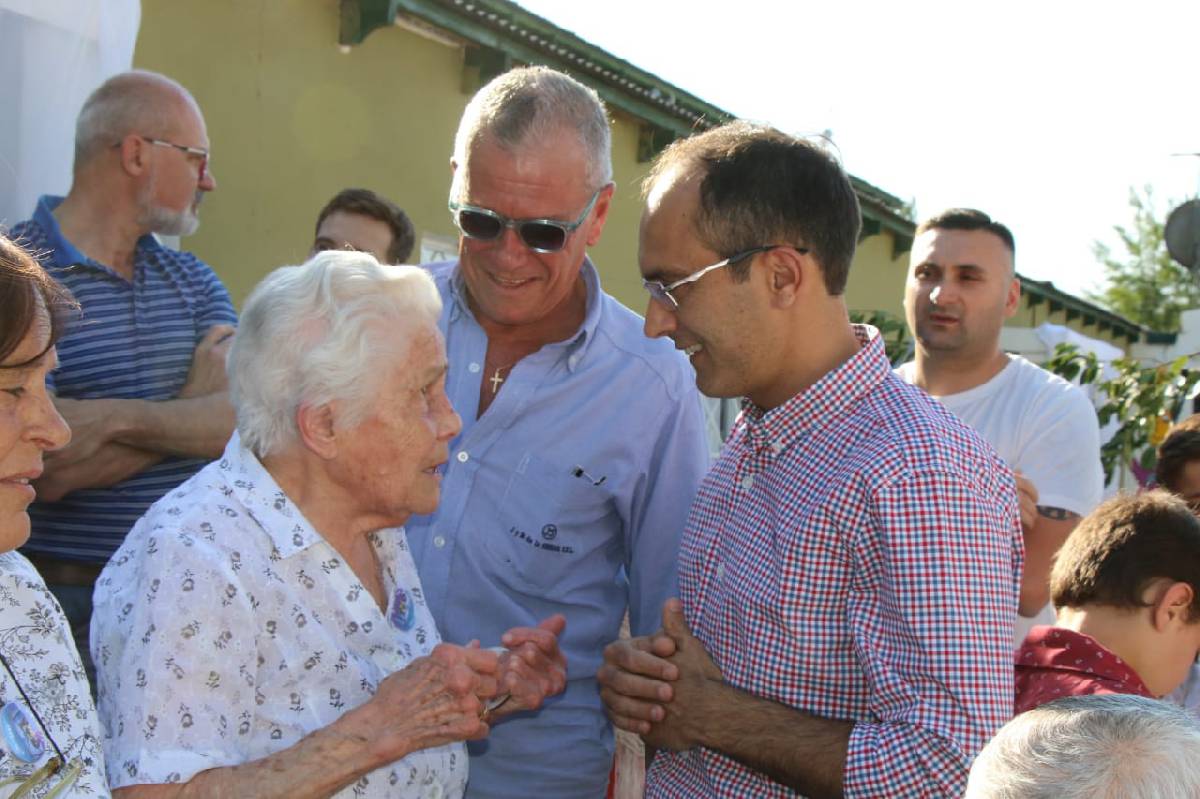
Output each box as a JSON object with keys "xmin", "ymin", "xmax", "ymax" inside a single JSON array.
[
  {"xmin": 1033, "ymin": 321, "xmax": 1125, "ymax": 365},
  {"xmin": 0, "ymin": 0, "xmax": 140, "ymax": 231}
]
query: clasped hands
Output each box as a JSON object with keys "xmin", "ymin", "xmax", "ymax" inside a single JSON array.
[
  {"xmin": 597, "ymin": 598, "xmax": 723, "ymax": 752},
  {"xmin": 363, "ymin": 613, "xmax": 568, "ymax": 762}
]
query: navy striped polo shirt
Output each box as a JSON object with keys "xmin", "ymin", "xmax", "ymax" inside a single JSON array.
[{"xmin": 8, "ymin": 195, "xmax": 237, "ymax": 563}]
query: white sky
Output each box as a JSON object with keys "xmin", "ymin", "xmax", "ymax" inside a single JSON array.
[{"xmin": 517, "ymin": 0, "xmax": 1200, "ymax": 299}]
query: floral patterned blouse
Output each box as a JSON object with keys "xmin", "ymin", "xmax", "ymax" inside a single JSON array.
[
  {"xmin": 0, "ymin": 551, "xmax": 108, "ymax": 796},
  {"xmin": 92, "ymin": 435, "xmax": 467, "ymax": 797}
]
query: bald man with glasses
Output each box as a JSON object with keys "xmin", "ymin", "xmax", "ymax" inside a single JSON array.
[
  {"xmin": 405, "ymin": 66, "xmax": 709, "ymax": 799},
  {"xmin": 7, "ymin": 70, "xmax": 236, "ymax": 681}
]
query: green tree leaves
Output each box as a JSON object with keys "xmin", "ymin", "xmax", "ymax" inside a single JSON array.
[{"xmin": 1087, "ymin": 186, "xmax": 1200, "ymax": 332}]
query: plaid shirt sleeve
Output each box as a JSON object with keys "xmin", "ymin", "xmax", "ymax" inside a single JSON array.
[{"xmin": 842, "ymin": 469, "xmax": 1022, "ymax": 798}]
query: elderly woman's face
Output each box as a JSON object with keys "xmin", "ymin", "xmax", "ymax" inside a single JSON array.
[
  {"xmin": 0, "ymin": 305, "xmax": 70, "ymax": 550},
  {"xmin": 337, "ymin": 325, "xmax": 462, "ymax": 523}
]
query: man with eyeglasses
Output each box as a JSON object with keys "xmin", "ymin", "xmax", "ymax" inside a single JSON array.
[
  {"xmin": 405, "ymin": 66, "xmax": 709, "ymax": 798},
  {"xmin": 597, "ymin": 123, "xmax": 1023, "ymax": 798},
  {"xmin": 7, "ymin": 70, "xmax": 236, "ymax": 679}
]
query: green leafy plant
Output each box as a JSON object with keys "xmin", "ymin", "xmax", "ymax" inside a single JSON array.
[
  {"xmin": 849, "ymin": 310, "xmax": 912, "ymax": 367},
  {"xmin": 1043, "ymin": 342, "xmax": 1200, "ymax": 485}
]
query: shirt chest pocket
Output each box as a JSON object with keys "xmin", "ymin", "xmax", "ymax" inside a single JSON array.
[{"xmin": 484, "ymin": 453, "xmax": 615, "ymax": 594}]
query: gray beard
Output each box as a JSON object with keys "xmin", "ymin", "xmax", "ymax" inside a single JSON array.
[
  {"xmin": 136, "ymin": 179, "xmax": 202, "ymax": 237},
  {"xmin": 143, "ymin": 204, "xmax": 200, "ymax": 237}
]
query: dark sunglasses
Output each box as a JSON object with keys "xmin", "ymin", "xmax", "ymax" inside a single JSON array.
[{"xmin": 448, "ymin": 186, "xmax": 605, "ymax": 253}]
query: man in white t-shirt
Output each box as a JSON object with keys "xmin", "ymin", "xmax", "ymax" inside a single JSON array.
[{"xmin": 897, "ymin": 208, "xmax": 1103, "ymax": 638}]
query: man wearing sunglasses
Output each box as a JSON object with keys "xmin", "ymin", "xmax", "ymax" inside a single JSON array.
[
  {"xmin": 8, "ymin": 70, "xmax": 236, "ymax": 680},
  {"xmin": 597, "ymin": 123, "xmax": 1023, "ymax": 798},
  {"xmin": 405, "ymin": 66, "xmax": 710, "ymax": 798}
]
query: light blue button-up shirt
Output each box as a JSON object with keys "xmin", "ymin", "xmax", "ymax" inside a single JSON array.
[{"xmin": 408, "ymin": 259, "xmax": 710, "ymax": 798}]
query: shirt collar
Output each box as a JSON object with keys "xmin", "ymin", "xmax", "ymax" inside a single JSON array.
[
  {"xmin": 1018, "ymin": 626, "xmax": 1151, "ymax": 689},
  {"xmin": 31, "ymin": 194, "xmax": 165, "ymax": 273},
  {"xmin": 447, "ymin": 256, "xmax": 603, "ymax": 372},
  {"xmin": 217, "ymin": 432, "xmax": 325, "ymax": 559},
  {"xmin": 740, "ymin": 324, "xmax": 891, "ymax": 456}
]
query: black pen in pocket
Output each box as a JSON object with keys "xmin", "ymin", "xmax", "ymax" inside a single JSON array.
[{"xmin": 571, "ymin": 464, "xmax": 606, "ymax": 486}]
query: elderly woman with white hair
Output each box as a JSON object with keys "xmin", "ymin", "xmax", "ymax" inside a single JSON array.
[{"xmin": 91, "ymin": 251, "xmax": 567, "ymax": 798}]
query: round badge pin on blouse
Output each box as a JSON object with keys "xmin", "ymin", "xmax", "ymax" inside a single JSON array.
[
  {"xmin": 0, "ymin": 702, "xmax": 45, "ymax": 763},
  {"xmin": 389, "ymin": 587, "xmax": 416, "ymax": 631}
]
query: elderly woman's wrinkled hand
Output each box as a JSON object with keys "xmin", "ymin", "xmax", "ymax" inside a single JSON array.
[
  {"xmin": 493, "ymin": 614, "xmax": 569, "ymax": 715},
  {"xmin": 364, "ymin": 642, "xmax": 502, "ymax": 762}
]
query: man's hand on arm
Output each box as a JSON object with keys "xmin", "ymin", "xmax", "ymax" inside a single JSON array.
[
  {"xmin": 36, "ymin": 326, "xmax": 239, "ymax": 498},
  {"xmin": 112, "ymin": 642, "xmax": 496, "ymax": 799},
  {"xmin": 177, "ymin": 324, "xmax": 236, "ymax": 399},
  {"xmin": 36, "ymin": 441, "xmax": 162, "ymax": 502},
  {"xmin": 91, "ymin": 325, "xmax": 238, "ymax": 462},
  {"xmin": 113, "ymin": 324, "xmax": 236, "ymax": 459}
]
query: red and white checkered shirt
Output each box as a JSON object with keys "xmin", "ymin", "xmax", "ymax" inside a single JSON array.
[{"xmin": 646, "ymin": 326, "xmax": 1023, "ymax": 798}]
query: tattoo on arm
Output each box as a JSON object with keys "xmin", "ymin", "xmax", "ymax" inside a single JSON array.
[{"xmin": 1036, "ymin": 506, "xmax": 1079, "ymax": 521}]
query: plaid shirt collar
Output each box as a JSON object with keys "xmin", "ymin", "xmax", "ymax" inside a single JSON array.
[{"xmin": 739, "ymin": 324, "xmax": 889, "ymax": 456}]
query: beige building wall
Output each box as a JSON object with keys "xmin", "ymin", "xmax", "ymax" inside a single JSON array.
[
  {"xmin": 137, "ymin": 1, "xmax": 473, "ymax": 304},
  {"xmin": 135, "ymin": 1, "xmax": 673, "ymax": 311},
  {"xmin": 845, "ymin": 232, "xmax": 909, "ymax": 319}
]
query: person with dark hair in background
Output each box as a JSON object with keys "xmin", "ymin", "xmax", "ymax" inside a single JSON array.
[
  {"xmin": 1156, "ymin": 414, "xmax": 1200, "ymax": 512},
  {"xmin": 1155, "ymin": 413, "xmax": 1200, "ymax": 718},
  {"xmin": 7, "ymin": 70, "xmax": 237, "ymax": 677},
  {"xmin": 897, "ymin": 208, "xmax": 1103, "ymax": 642},
  {"xmin": 598, "ymin": 123, "xmax": 1022, "ymax": 798},
  {"xmin": 311, "ymin": 187, "xmax": 417, "ymax": 265},
  {"xmin": 0, "ymin": 235, "xmax": 109, "ymax": 795}
]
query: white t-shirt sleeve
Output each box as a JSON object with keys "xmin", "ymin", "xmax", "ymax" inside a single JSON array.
[{"xmin": 1013, "ymin": 380, "xmax": 1103, "ymax": 516}]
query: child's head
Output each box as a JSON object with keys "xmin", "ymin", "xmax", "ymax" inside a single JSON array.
[{"xmin": 1051, "ymin": 491, "xmax": 1200, "ymax": 696}]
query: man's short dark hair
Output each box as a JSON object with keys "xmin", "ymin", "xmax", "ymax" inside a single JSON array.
[
  {"xmin": 1157, "ymin": 421, "xmax": 1200, "ymax": 492},
  {"xmin": 643, "ymin": 122, "xmax": 861, "ymax": 295},
  {"xmin": 916, "ymin": 208, "xmax": 1016, "ymax": 257},
  {"xmin": 1050, "ymin": 491, "xmax": 1200, "ymax": 619},
  {"xmin": 315, "ymin": 188, "xmax": 416, "ymax": 264}
]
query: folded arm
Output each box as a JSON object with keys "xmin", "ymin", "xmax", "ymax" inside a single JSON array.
[{"xmin": 38, "ymin": 326, "xmax": 237, "ymax": 497}]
